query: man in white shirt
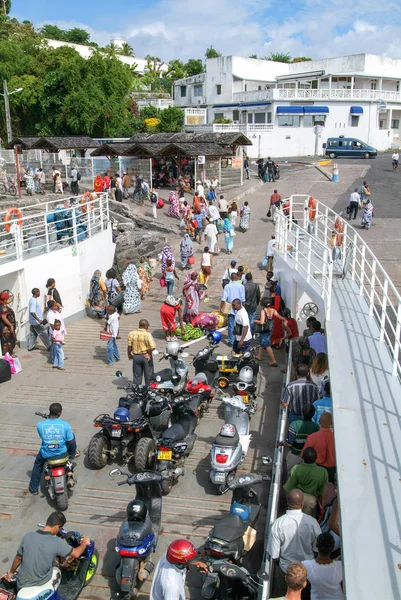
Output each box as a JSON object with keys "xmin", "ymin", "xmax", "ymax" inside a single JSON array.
[
  {"xmin": 106, "ymin": 305, "xmax": 120, "ymax": 366},
  {"xmin": 348, "ymin": 188, "xmax": 361, "ymax": 220},
  {"xmin": 266, "ymin": 234, "xmax": 276, "ymax": 272},
  {"xmin": 220, "ymin": 273, "xmax": 245, "ymax": 346},
  {"xmin": 232, "ymin": 298, "xmax": 252, "ymax": 353},
  {"xmin": 70, "ymin": 166, "xmax": 78, "ymax": 195},
  {"xmin": 267, "ymin": 489, "xmax": 321, "ymax": 597},
  {"xmin": 208, "ymin": 201, "xmax": 220, "ymax": 226},
  {"xmin": 196, "ymin": 181, "xmax": 205, "ymax": 199},
  {"xmin": 210, "ymin": 177, "xmax": 219, "ymax": 199},
  {"xmin": 218, "ymin": 195, "xmax": 228, "ymax": 218},
  {"xmin": 27, "ymin": 288, "xmax": 51, "ymax": 351},
  {"xmin": 392, "ymin": 151, "xmax": 399, "ymax": 171}
]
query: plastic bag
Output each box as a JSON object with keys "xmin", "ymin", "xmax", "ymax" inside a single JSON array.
[
  {"xmin": 262, "ymin": 256, "xmax": 268, "ymax": 269},
  {"xmin": 160, "ymin": 277, "xmax": 166, "ymax": 288},
  {"xmin": 3, "ymin": 352, "xmax": 17, "ymax": 374}
]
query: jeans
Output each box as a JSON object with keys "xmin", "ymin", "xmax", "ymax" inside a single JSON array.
[
  {"xmin": 247, "ymin": 311, "xmax": 256, "ymax": 334},
  {"xmin": 106, "ymin": 337, "xmax": 120, "ymax": 364},
  {"xmin": 245, "ymin": 167, "xmax": 250, "ymax": 179},
  {"xmin": 268, "ymin": 169, "xmax": 275, "ymax": 182},
  {"xmin": 166, "ymin": 279, "xmax": 174, "ymax": 296},
  {"xmin": 27, "ymin": 324, "xmax": 51, "ymax": 350},
  {"xmin": 227, "ymin": 314, "xmax": 235, "ymax": 346},
  {"xmin": 71, "ymin": 181, "xmax": 79, "ymax": 195},
  {"xmin": 52, "ymin": 343, "xmax": 64, "ymax": 368},
  {"xmin": 233, "ymin": 339, "xmax": 251, "ymax": 353},
  {"xmin": 29, "ymin": 438, "xmax": 77, "ymax": 493},
  {"xmin": 349, "ymin": 201, "xmax": 359, "ymax": 220},
  {"xmin": 133, "ymin": 355, "xmax": 154, "ymax": 386}
]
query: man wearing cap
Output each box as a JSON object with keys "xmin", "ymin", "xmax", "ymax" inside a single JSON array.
[
  {"xmin": 221, "ymin": 260, "xmax": 238, "ymax": 288},
  {"xmin": 160, "ymin": 296, "xmax": 184, "ymax": 342},
  {"xmin": 220, "ymin": 273, "xmax": 245, "ymax": 347}
]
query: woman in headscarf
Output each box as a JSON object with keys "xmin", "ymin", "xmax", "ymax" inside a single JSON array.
[
  {"xmin": 361, "ymin": 199, "xmax": 374, "ymax": 230},
  {"xmin": 182, "ymin": 272, "xmax": 205, "ymax": 323},
  {"xmin": 94, "ymin": 174, "xmax": 104, "ymax": 193},
  {"xmin": 25, "ymin": 171, "xmax": 35, "ymax": 196},
  {"xmin": 136, "ymin": 256, "xmax": 152, "ymax": 299},
  {"xmin": 0, "ymin": 291, "xmax": 17, "ymax": 356},
  {"xmin": 239, "ymin": 201, "xmax": 251, "ymax": 232},
  {"xmin": 223, "ymin": 217, "xmax": 235, "ymax": 254},
  {"xmin": 180, "ymin": 234, "xmax": 194, "ymax": 269},
  {"xmin": 122, "ymin": 264, "xmax": 142, "ymax": 314},
  {"xmin": 167, "ymin": 191, "xmax": 181, "ymax": 218},
  {"xmin": 88, "ymin": 270, "xmax": 107, "ymax": 318},
  {"xmin": 161, "ymin": 246, "xmax": 175, "ymax": 277}
]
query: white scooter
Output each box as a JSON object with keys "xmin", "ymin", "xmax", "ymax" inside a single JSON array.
[{"xmin": 209, "ymin": 395, "xmax": 256, "ymax": 493}]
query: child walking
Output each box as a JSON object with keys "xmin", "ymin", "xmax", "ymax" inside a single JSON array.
[
  {"xmin": 106, "ymin": 305, "xmax": 120, "ymax": 365},
  {"xmin": 51, "ymin": 319, "xmax": 65, "ymax": 370}
]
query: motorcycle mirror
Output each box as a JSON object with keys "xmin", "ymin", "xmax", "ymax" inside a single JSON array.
[
  {"xmin": 152, "ymin": 349, "xmax": 159, "ymax": 355},
  {"xmin": 115, "ymin": 371, "xmax": 123, "ymax": 378},
  {"xmin": 109, "ymin": 468, "xmax": 122, "ymax": 477},
  {"xmin": 262, "ymin": 455, "xmax": 273, "ymax": 465},
  {"xmin": 181, "ymin": 352, "xmax": 189, "ymax": 358},
  {"xmin": 257, "ymin": 571, "xmax": 270, "ymax": 582}
]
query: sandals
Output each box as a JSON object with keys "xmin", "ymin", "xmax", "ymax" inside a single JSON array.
[{"xmin": 269, "ymin": 362, "xmax": 278, "ymax": 367}]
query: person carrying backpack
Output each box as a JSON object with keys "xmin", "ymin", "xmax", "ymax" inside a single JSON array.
[{"xmin": 150, "ymin": 190, "xmax": 158, "ymax": 218}]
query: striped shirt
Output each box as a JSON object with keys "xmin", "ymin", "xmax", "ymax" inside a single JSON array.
[
  {"xmin": 128, "ymin": 329, "xmax": 156, "ymax": 355},
  {"xmin": 282, "ymin": 378, "xmax": 320, "ymax": 416},
  {"xmin": 286, "ymin": 419, "xmax": 320, "ymax": 455}
]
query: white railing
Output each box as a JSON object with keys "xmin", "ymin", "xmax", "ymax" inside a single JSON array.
[
  {"xmin": 0, "ymin": 192, "xmax": 109, "ymax": 265},
  {"xmin": 233, "ymin": 89, "xmax": 273, "ymax": 103},
  {"xmin": 277, "ymin": 194, "xmax": 401, "ymax": 378},
  {"xmin": 247, "ymin": 124, "xmax": 274, "ymax": 132},
  {"xmin": 259, "ymin": 342, "xmax": 291, "ymax": 600},
  {"xmin": 278, "ymin": 88, "xmax": 401, "ymax": 102},
  {"xmin": 136, "ymin": 98, "xmax": 173, "ymax": 109},
  {"xmin": 184, "ymin": 108, "xmax": 207, "ymax": 116}
]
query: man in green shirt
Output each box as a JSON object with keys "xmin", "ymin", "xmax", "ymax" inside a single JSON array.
[{"xmin": 284, "ymin": 447, "xmax": 328, "ymax": 516}]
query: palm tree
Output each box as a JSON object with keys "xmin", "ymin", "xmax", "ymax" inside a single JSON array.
[{"xmin": 119, "ymin": 42, "xmax": 135, "ymax": 57}]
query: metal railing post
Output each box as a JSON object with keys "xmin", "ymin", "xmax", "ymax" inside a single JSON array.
[
  {"xmin": 294, "ymin": 226, "xmax": 299, "ymax": 267},
  {"xmin": 369, "ymin": 261, "xmax": 376, "ymax": 316},
  {"xmin": 44, "ymin": 202, "xmax": 50, "ymax": 253},
  {"xmin": 303, "ymin": 197, "xmax": 308, "ymax": 230},
  {"xmin": 72, "ymin": 208, "xmax": 78, "ymax": 246},
  {"xmin": 91, "ymin": 158, "xmax": 94, "ymax": 188},
  {"xmin": 283, "ymin": 215, "xmax": 289, "ymax": 262},
  {"xmin": 307, "ymin": 236, "xmax": 312, "ymax": 282},
  {"xmin": 100, "ymin": 193, "xmax": 104, "ymax": 230},
  {"xmin": 359, "ymin": 245, "xmax": 366, "ymax": 296},
  {"xmin": 324, "ymin": 206, "xmax": 329, "ymax": 243},
  {"xmin": 351, "ymin": 233, "xmax": 357, "ymax": 281},
  {"xmin": 379, "ymin": 279, "xmax": 388, "ymax": 343},
  {"xmin": 393, "ymin": 303, "xmax": 401, "ymax": 376},
  {"xmin": 326, "ymin": 260, "xmax": 333, "ymax": 319},
  {"xmin": 87, "ymin": 201, "xmax": 92, "ymax": 238}
]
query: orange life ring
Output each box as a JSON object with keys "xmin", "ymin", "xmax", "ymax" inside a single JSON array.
[
  {"xmin": 308, "ymin": 196, "xmax": 317, "ymax": 222},
  {"xmin": 334, "ymin": 216, "xmax": 345, "ymax": 246},
  {"xmin": 80, "ymin": 192, "xmax": 95, "ymax": 213},
  {"xmin": 4, "ymin": 207, "xmax": 23, "ymax": 233}
]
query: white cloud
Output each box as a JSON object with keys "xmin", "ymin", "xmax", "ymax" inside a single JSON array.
[{"xmin": 353, "ymin": 20, "xmax": 377, "ymax": 33}]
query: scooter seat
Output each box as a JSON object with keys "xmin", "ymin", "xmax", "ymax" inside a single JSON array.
[
  {"xmin": 46, "ymin": 454, "xmax": 68, "ymax": 466},
  {"xmin": 214, "ymin": 430, "xmax": 239, "ymax": 447},
  {"xmin": 118, "ymin": 514, "xmax": 152, "ymax": 546},
  {"xmin": 212, "ymin": 513, "xmax": 245, "ymax": 543},
  {"xmin": 152, "ymin": 368, "xmax": 173, "ymax": 382},
  {"xmin": 17, "ymin": 568, "xmax": 60, "ymax": 599},
  {"xmin": 161, "ymin": 423, "xmax": 186, "ymax": 442}
]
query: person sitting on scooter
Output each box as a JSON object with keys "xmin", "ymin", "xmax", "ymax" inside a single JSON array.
[
  {"xmin": 150, "ymin": 539, "xmax": 207, "ymax": 600},
  {"xmin": 28, "ymin": 403, "xmax": 80, "ymax": 495},
  {"xmin": 232, "ymin": 298, "xmax": 252, "ymax": 354},
  {"xmin": 3, "ymin": 511, "xmax": 90, "ymax": 590}
]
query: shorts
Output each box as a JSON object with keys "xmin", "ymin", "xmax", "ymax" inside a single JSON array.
[
  {"xmin": 201, "ymin": 265, "xmax": 211, "ymax": 275},
  {"xmin": 393, "ymin": 160, "xmax": 398, "ymax": 166},
  {"xmin": 259, "ymin": 331, "xmax": 272, "ymax": 348}
]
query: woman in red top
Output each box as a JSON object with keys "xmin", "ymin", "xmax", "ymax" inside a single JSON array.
[
  {"xmin": 160, "ymin": 296, "xmax": 184, "ymax": 341},
  {"xmin": 94, "ymin": 174, "xmax": 104, "ymax": 193}
]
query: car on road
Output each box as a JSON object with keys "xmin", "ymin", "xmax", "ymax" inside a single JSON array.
[{"xmin": 325, "ymin": 136, "xmax": 377, "ymax": 159}]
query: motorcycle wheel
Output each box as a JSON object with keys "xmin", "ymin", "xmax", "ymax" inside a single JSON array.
[
  {"xmin": 56, "ymin": 490, "xmax": 69, "ymax": 511},
  {"xmin": 88, "ymin": 435, "xmax": 110, "ymax": 469},
  {"xmin": 134, "ymin": 437, "xmax": 155, "ymax": 471},
  {"xmin": 84, "ymin": 549, "xmax": 99, "ymax": 586},
  {"xmin": 160, "ymin": 477, "xmax": 173, "ymax": 496}
]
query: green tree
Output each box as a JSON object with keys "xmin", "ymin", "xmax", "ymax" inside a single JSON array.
[
  {"xmin": 157, "ymin": 106, "xmax": 184, "ymax": 132},
  {"xmin": 119, "ymin": 41, "xmax": 135, "ymax": 57},
  {"xmin": 186, "ymin": 58, "xmax": 204, "ymax": 76},
  {"xmin": 291, "ymin": 56, "xmax": 312, "ymax": 63},
  {"xmin": 205, "ymin": 46, "xmax": 221, "ymax": 59},
  {"xmin": 167, "ymin": 59, "xmax": 187, "ymax": 81},
  {"xmin": 249, "ymin": 54, "xmax": 258, "ymax": 59},
  {"xmin": 40, "ymin": 24, "xmax": 67, "ymax": 41},
  {"xmin": 265, "ymin": 52, "xmax": 291, "ymax": 63},
  {"xmin": 65, "ymin": 28, "xmax": 91, "ymax": 44}
]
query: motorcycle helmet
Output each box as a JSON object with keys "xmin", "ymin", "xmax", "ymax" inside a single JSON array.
[
  {"xmin": 282, "ymin": 308, "xmax": 292, "ymax": 319},
  {"xmin": 219, "ymin": 423, "xmax": 237, "ymax": 438},
  {"xmin": 166, "ymin": 340, "xmax": 180, "ymax": 357},
  {"xmin": 113, "ymin": 407, "xmax": 130, "ymax": 422},
  {"xmin": 127, "ymin": 499, "xmax": 147, "ymax": 522},
  {"xmin": 167, "ymin": 539, "xmax": 198, "ymax": 565},
  {"xmin": 207, "ymin": 331, "xmax": 222, "ymax": 345},
  {"xmin": 238, "ymin": 365, "xmax": 253, "ymax": 384}
]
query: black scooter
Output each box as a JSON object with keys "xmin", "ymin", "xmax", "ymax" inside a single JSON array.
[
  {"xmin": 109, "ymin": 469, "xmax": 165, "ymax": 599},
  {"xmin": 201, "ymin": 559, "xmax": 268, "ymax": 600}
]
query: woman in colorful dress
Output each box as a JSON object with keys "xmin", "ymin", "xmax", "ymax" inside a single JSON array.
[
  {"xmin": 239, "ymin": 201, "xmax": 251, "ymax": 232},
  {"xmin": 0, "ymin": 291, "xmax": 17, "ymax": 356},
  {"xmin": 122, "ymin": 264, "xmax": 142, "ymax": 314},
  {"xmin": 136, "ymin": 256, "xmax": 152, "ymax": 299},
  {"xmin": 167, "ymin": 191, "xmax": 181, "ymax": 218},
  {"xmin": 223, "ymin": 217, "xmax": 235, "ymax": 254},
  {"xmin": 361, "ymin": 199, "xmax": 374, "ymax": 230},
  {"xmin": 180, "ymin": 234, "xmax": 194, "ymax": 269},
  {"xmin": 88, "ymin": 270, "xmax": 107, "ymax": 318},
  {"xmin": 182, "ymin": 272, "xmax": 205, "ymax": 323}
]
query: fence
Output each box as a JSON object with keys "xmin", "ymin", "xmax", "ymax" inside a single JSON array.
[{"xmin": 0, "ymin": 192, "xmax": 109, "ymax": 264}]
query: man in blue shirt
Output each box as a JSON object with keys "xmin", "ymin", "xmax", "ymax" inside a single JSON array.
[
  {"xmin": 312, "ymin": 381, "xmax": 332, "ymax": 426},
  {"xmin": 27, "ymin": 288, "xmax": 51, "ymax": 351},
  {"xmin": 29, "ymin": 403, "xmax": 78, "ymax": 495},
  {"xmin": 220, "ymin": 273, "xmax": 246, "ymax": 346},
  {"xmin": 308, "ymin": 320, "xmax": 327, "ymax": 355}
]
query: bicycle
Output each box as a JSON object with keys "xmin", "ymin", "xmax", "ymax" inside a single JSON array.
[{"xmin": 0, "ymin": 181, "xmax": 17, "ymax": 197}]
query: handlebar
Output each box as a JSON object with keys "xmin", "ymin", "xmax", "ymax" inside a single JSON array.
[{"xmin": 35, "ymin": 412, "xmax": 48, "ymax": 419}]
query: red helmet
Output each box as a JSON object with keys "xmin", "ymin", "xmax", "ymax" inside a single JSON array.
[{"xmin": 167, "ymin": 539, "xmax": 198, "ymax": 564}]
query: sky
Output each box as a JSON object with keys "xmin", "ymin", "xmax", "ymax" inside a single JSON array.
[{"xmin": 14, "ymin": 0, "xmax": 401, "ymax": 63}]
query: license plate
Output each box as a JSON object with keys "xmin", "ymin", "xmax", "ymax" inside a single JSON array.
[
  {"xmin": 214, "ymin": 472, "xmax": 226, "ymax": 483},
  {"xmin": 111, "ymin": 429, "xmax": 122, "ymax": 438},
  {"xmin": 158, "ymin": 450, "xmax": 172, "ymax": 460},
  {"xmin": 242, "ymin": 395, "xmax": 249, "ymax": 404}
]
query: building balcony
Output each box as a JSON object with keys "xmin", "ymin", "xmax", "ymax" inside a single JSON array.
[
  {"xmin": 184, "ymin": 123, "xmax": 273, "ymax": 133},
  {"xmin": 136, "ymin": 98, "xmax": 174, "ymax": 109},
  {"xmin": 232, "ymin": 88, "xmax": 401, "ymax": 103},
  {"xmin": 233, "ymin": 89, "xmax": 274, "ymax": 103}
]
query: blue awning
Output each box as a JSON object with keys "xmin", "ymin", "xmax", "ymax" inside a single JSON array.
[
  {"xmin": 350, "ymin": 106, "xmax": 363, "ymax": 114},
  {"xmin": 302, "ymin": 106, "xmax": 329, "ymax": 114},
  {"xmin": 276, "ymin": 106, "xmax": 304, "ymax": 114}
]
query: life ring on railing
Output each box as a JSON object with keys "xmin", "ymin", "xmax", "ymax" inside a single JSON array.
[
  {"xmin": 4, "ymin": 207, "xmax": 23, "ymax": 232},
  {"xmin": 308, "ymin": 196, "xmax": 317, "ymax": 222},
  {"xmin": 80, "ymin": 192, "xmax": 95, "ymax": 213},
  {"xmin": 334, "ymin": 216, "xmax": 345, "ymax": 246}
]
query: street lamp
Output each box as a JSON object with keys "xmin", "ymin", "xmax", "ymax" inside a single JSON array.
[{"xmin": 1, "ymin": 81, "xmax": 23, "ymax": 144}]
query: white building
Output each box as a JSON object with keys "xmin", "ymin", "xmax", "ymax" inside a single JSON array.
[{"xmin": 174, "ymin": 54, "xmax": 401, "ymax": 158}]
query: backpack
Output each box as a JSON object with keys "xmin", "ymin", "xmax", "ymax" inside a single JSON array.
[
  {"xmin": 77, "ymin": 172, "xmax": 81, "ymax": 181},
  {"xmin": 150, "ymin": 192, "xmax": 158, "ymax": 204}
]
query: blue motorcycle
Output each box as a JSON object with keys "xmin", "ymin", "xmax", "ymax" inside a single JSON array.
[
  {"xmin": 0, "ymin": 527, "xmax": 98, "ymax": 600},
  {"xmin": 109, "ymin": 469, "xmax": 165, "ymax": 599}
]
